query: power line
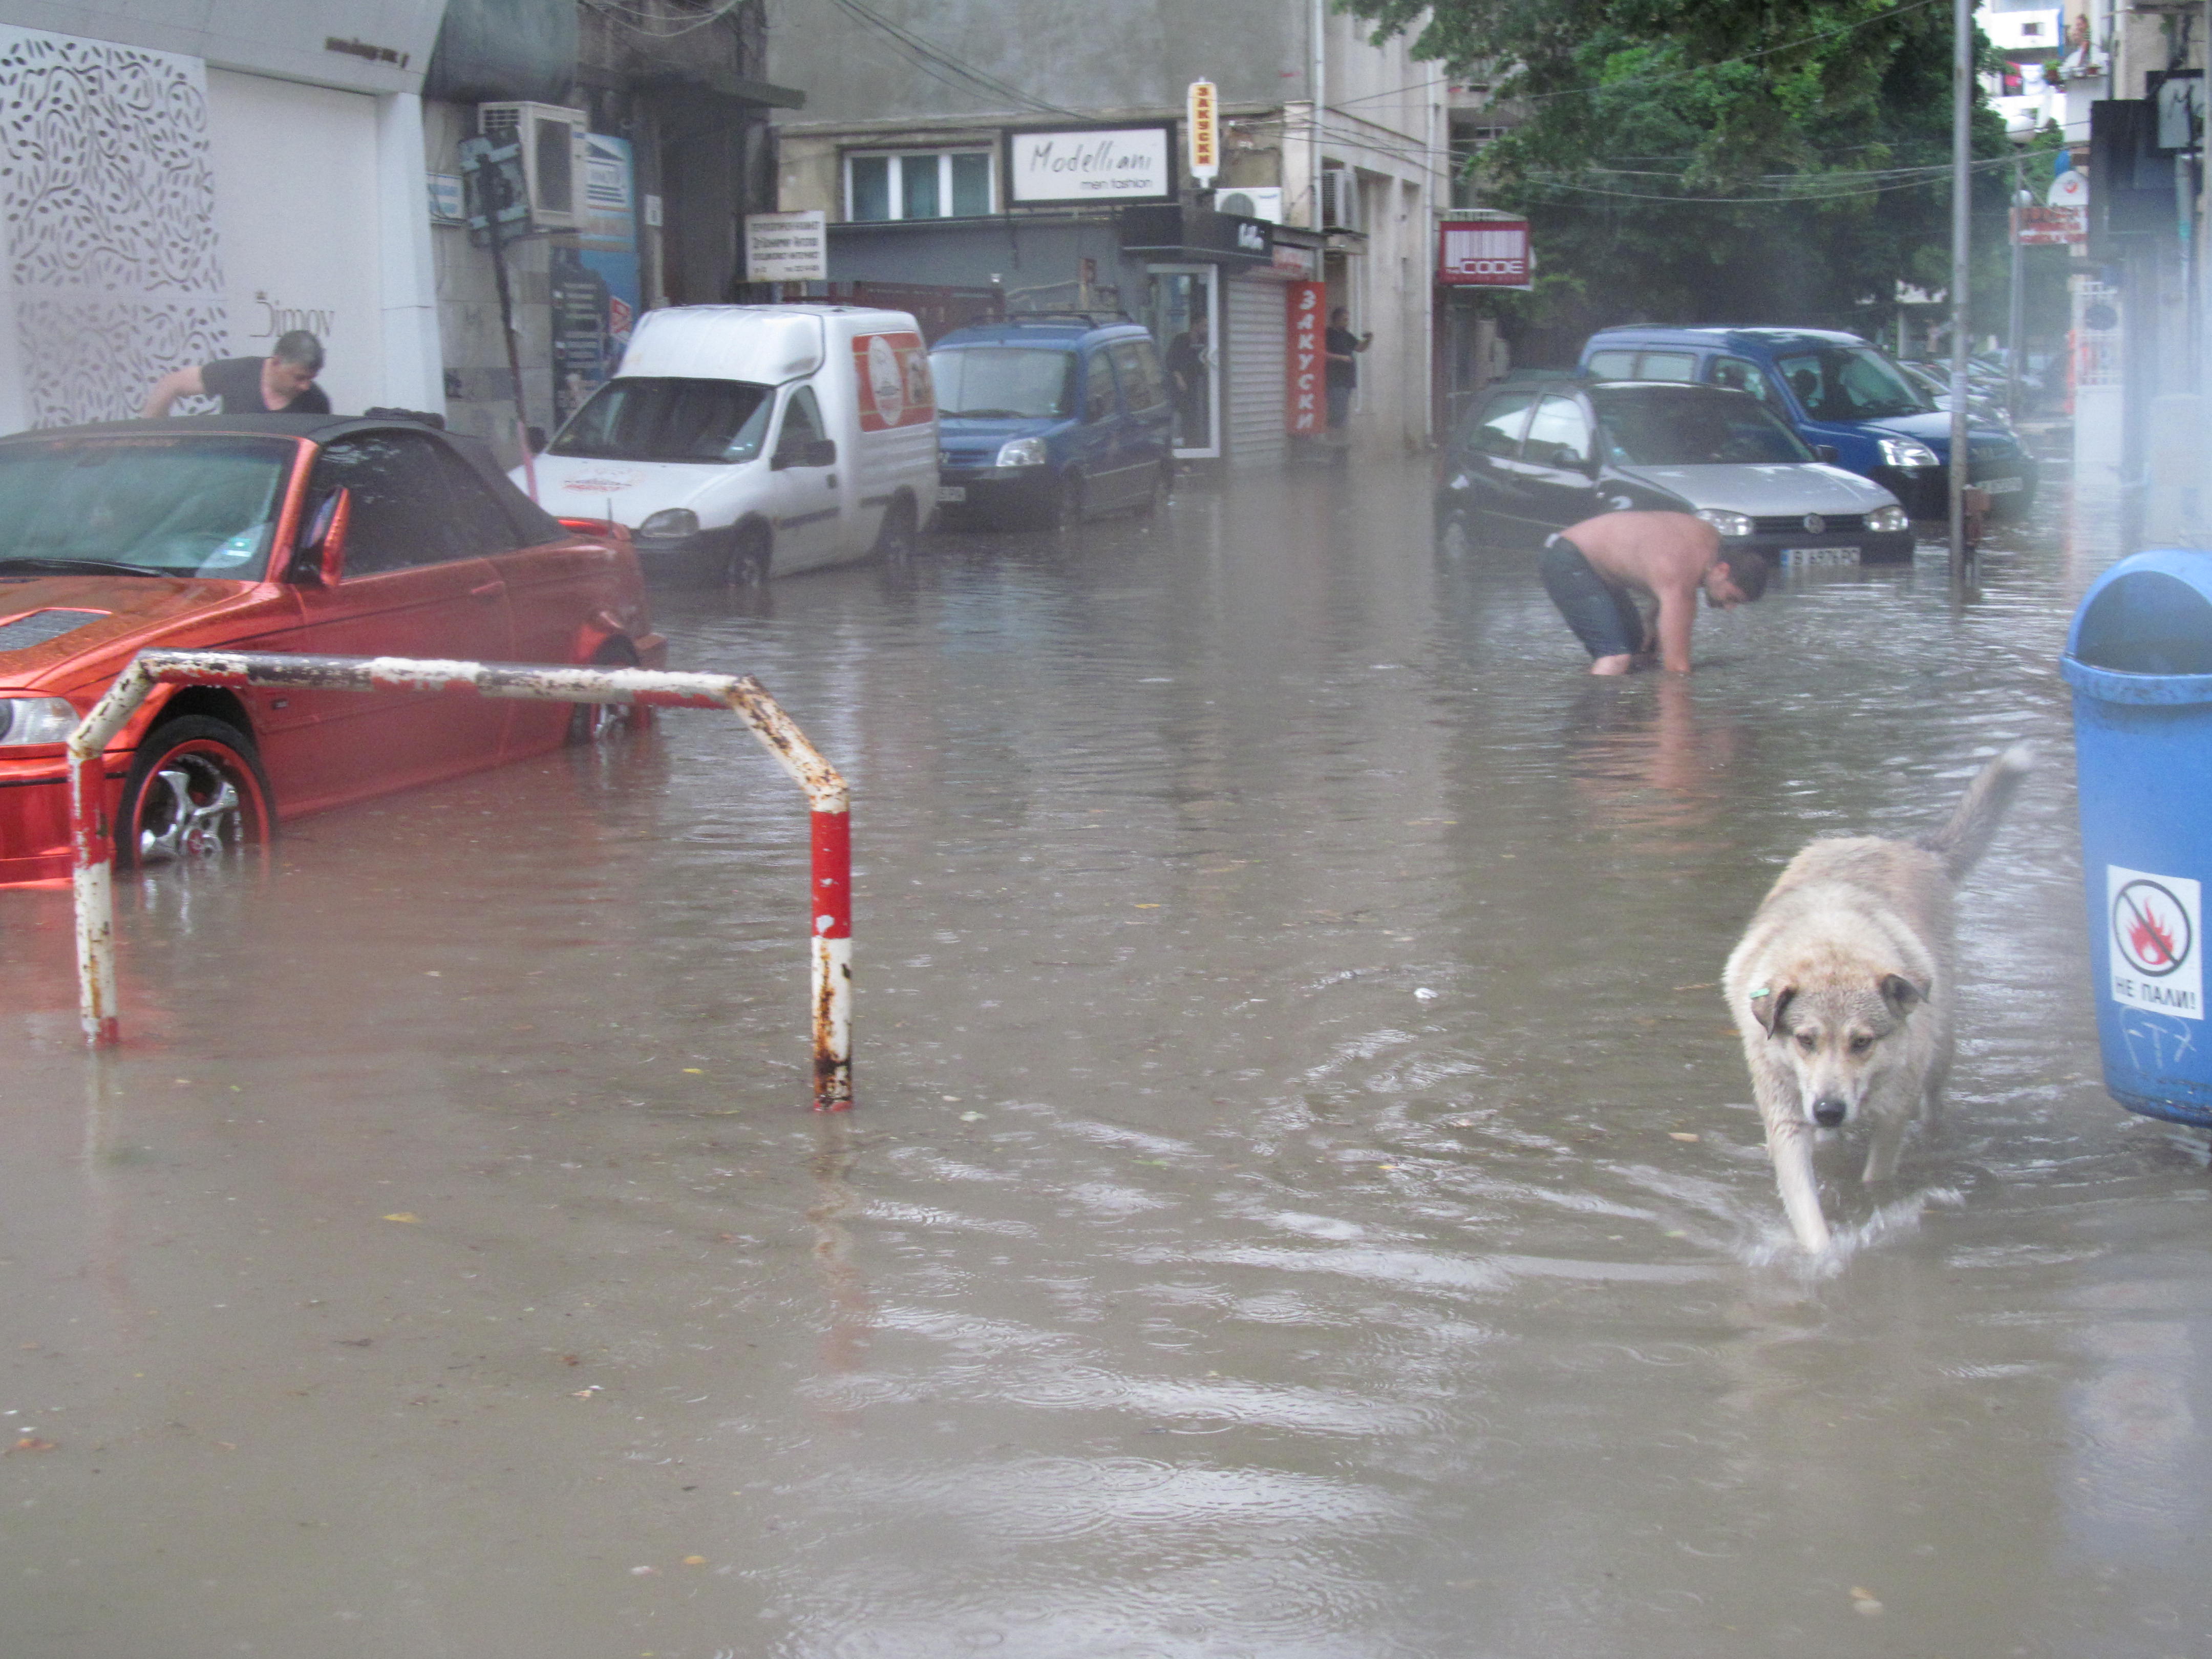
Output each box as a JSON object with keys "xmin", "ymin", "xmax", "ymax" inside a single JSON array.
[{"xmin": 819, "ymin": 0, "xmax": 1083, "ymax": 119}]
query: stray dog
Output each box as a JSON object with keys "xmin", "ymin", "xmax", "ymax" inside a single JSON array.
[{"xmin": 1724, "ymin": 745, "xmax": 2034, "ymax": 1252}]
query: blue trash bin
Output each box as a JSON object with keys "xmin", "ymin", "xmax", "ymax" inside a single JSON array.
[{"xmin": 2062, "ymin": 549, "xmax": 2212, "ymax": 1124}]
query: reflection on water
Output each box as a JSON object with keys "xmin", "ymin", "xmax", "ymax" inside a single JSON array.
[{"xmin": 2, "ymin": 465, "xmax": 2207, "ymax": 1656}]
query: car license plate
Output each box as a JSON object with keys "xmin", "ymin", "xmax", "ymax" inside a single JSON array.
[
  {"xmin": 1779, "ymin": 545, "xmax": 1860, "ymax": 566},
  {"xmin": 937, "ymin": 485, "xmax": 966, "ymax": 503},
  {"xmin": 1981, "ymin": 476, "xmax": 2022, "ymax": 494}
]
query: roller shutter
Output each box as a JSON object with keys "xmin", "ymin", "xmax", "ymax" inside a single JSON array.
[{"xmin": 1222, "ymin": 273, "xmax": 1286, "ymax": 466}]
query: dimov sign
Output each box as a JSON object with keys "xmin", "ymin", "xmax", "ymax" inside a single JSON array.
[{"xmin": 1006, "ymin": 125, "xmax": 1175, "ymax": 205}]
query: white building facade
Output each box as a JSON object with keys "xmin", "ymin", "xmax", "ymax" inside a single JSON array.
[{"xmin": 0, "ymin": 1, "xmax": 447, "ymax": 432}]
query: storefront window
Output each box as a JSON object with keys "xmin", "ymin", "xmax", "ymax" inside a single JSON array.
[{"xmin": 844, "ymin": 150, "xmax": 995, "ymax": 221}]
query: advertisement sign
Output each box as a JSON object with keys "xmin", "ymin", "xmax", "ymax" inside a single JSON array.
[
  {"xmin": 1286, "ymin": 280, "xmax": 1324, "ymax": 434},
  {"xmin": 852, "ymin": 330, "xmax": 934, "ymax": 432},
  {"xmin": 1438, "ymin": 219, "xmax": 1531, "ymax": 287},
  {"xmin": 2014, "ymin": 203, "xmax": 2085, "ymax": 245},
  {"xmin": 746, "ymin": 209, "xmax": 828, "ymax": 282},
  {"xmin": 547, "ymin": 134, "xmax": 643, "ymax": 424},
  {"xmin": 1007, "ymin": 124, "xmax": 1174, "ymax": 205},
  {"xmin": 1187, "ymin": 81, "xmax": 1219, "ymax": 185}
]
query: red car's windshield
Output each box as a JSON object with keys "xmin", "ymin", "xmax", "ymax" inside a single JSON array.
[{"xmin": 0, "ymin": 435, "xmax": 292, "ymax": 580}]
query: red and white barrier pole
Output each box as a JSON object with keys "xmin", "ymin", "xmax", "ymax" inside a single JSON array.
[{"xmin": 70, "ymin": 652, "xmax": 854, "ymax": 1107}]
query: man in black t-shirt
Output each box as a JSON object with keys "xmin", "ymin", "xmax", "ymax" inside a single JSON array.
[
  {"xmin": 1323, "ymin": 306, "xmax": 1371, "ymax": 433},
  {"xmin": 143, "ymin": 329, "xmax": 331, "ymax": 417}
]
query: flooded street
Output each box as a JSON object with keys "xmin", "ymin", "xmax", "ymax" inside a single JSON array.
[{"xmin": 7, "ymin": 460, "xmax": 2210, "ymax": 1658}]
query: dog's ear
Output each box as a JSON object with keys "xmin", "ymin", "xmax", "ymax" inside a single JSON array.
[
  {"xmin": 1751, "ymin": 984, "xmax": 1795, "ymax": 1036},
  {"xmin": 1879, "ymin": 973, "xmax": 1927, "ymax": 1015}
]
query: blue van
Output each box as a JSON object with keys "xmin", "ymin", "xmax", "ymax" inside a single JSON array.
[
  {"xmin": 930, "ymin": 316, "xmax": 1174, "ymax": 528},
  {"xmin": 1578, "ymin": 326, "xmax": 2037, "ymax": 519}
]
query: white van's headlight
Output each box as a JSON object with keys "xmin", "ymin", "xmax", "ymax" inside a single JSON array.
[
  {"xmin": 1695, "ymin": 508, "xmax": 1753, "ymax": 538},
  {"xmin": 638, "ymin": 509, "xmax": 699, "ymax": 539},
  {"xmin": 1877, "ymin": 436, "xmax": 1940, "ymax": 469},
  {"xmin": 1867, "ymin": 504, "xmax": 1909, "ymax": 533},
  {"xmin": 995, "ymin": 438, "xmax": 1048, "ymax": 469},
  {"xmin": 0, "ymin": 696, "xmax": 78, "ymax": 747}
]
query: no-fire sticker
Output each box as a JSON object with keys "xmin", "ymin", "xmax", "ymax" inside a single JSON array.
[{"xmin": 2109, "ymin": 864, "xmax": 2202, "ymax": 1019}]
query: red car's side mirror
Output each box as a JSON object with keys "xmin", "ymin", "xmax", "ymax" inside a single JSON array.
[{"xmin": 293, "ymin": 487, "xmax": 351, "ymax": 586}]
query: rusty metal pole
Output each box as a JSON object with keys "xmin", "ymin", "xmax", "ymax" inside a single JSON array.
[
  {"xmin": 722, "ymin": 673, "xmax": 852, "ymax": 1108},
  {"xmin": 70, "ymin": 653, "xmax": 854, "ymax": 1105},
  {"xmin": 67, "ymin": 660, "xmax": 155, "ymax": 1047}
]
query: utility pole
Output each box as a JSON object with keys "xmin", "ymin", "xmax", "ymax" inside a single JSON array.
[
  {"xmin": 2007, "ymin": 151, "xmax": 2026, "ymax": 423},
  {"xmin": 1949, "ymin": 0, "xmax": 1974, "ymax": 588}
]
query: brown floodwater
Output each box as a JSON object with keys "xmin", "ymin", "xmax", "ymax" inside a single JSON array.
[{"xmin": 4, "ymin": 460, "xmax": 2206, "ymax": 1658}]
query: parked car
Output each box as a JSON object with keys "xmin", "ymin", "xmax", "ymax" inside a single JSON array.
[
  {"xmin": 1895, "ymin": 359, "xmax": 2015, "ymax": 431},
  {"xmin": 930, "ymin": 315, "xmax": 1174, "ymax": 528},
  {"xmin": 525, "ymin": 304, "xmax": 938, "ymax": 582},
  {"xmin": 0, "ymin": 413, "xmax": 663, "ymax": 886},
  {"xmin": 1579, "ymin": 326, "xmax": 2038, "ymax": 518},
  {"xmin": 1435, "ymin": 374, "xmax": 1915, "ymax": 564}
]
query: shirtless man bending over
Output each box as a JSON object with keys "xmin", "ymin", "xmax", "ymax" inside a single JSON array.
[{"xmin": 1538, "ymin": 510, "xmax": 1768, "ymax": 675}]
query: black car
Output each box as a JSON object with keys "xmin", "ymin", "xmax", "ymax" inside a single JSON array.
[{"xmin": 1436, "ymin": 375, "xmax": 1917, "ymax": 567}]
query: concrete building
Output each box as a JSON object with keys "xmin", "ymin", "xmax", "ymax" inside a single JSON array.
[
  {"xmin": 421, "ymin": 0, "xmax": 800, "ymax": 456},
  {"xmin": 764, "ymin": 0, "xmax": 1445, "ymax": 465},
  {"xmin": 0, "ymin": 1, "xmax": 449, "ymax": 431}
]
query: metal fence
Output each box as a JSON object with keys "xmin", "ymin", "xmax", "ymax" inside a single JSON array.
[{"xmin": 68, "ymin": 649, "xmax": 855, "ymax": 1108}]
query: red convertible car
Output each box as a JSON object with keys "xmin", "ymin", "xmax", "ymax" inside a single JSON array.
[{"xmin": 0, "ymin": 414, "xmax": 664, "ymax": 885}]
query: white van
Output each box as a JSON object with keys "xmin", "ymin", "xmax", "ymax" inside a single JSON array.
[{"xmin": 520, "ymin": 304, "xmax": 937, "ymax": 581}]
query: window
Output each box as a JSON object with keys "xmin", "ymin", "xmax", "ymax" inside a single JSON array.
[
  {"xmin": 310, "ymin": 431, "xmax": 505, "ymax": 575},
  {"xmin": 550, "ymin": 377, "xmax": 773, "ymax": 465},
  {"xmin": 1108, "ymin": 339, "xmax": 1168, "ymax": 413},
  {"xmin": 928, "ymin": 346, "xmax": 1076, "ymax": 419},
  {"xmin": 844, "ymin": 149, "xmax": 994, "ymax": 221},
  {"xmin": 1632, "ymin": 351, "xmax": 1697, "ymax": 382},
  {"xmin": 0, "ymin": 435, "xmax": 289, "ymax": 577},
  {"xmin": 1469, "ymin": 388, "xmax": 1537, "ymax": 456},
  {"xmin": 1593, "ymin": 388, "xmax": 1813, "ymax": 465},
  {"xmin": 773, "ymin": 385, "xmax": 826, "ymax": 466},
  {"xmin": 1587, "ymin": 348, "xmax": 1697, "ymax": 383},
  {"xmin": 1523, "ymin": 395, "xmax": 1592, "ymax": 469},
  {"xmin": 1708, "ymin": 356, "xmax": 1765, "ymax": 399},
  {"xmin": 1773, "ymin": 347, "xmax": 1923, "ymax": 420},
  {"xmin": 1082, "ymin": 350, "xmax": 1117, "ymax": 423}
]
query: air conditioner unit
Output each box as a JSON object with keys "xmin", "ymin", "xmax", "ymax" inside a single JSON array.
[
  {"xmin": 1216, "ymin": 186, "xmax": 1284, "ymax": 224},
  {"xmin": 1321, "ymin": 168, "xmax": 1360, "ymax": 232},
  {"xmin": 478, "ymin": 101, "xmax": 588, "ymax": 229}
]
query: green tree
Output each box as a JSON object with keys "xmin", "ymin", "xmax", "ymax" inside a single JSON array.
[{"xmin": 1348, "ymin": 0, "xmax": 2019, "ymax": 342}]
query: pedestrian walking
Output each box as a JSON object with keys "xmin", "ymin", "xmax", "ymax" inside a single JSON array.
[
  {"xmin": 142, "ymin": 330, "xmax": 331, "ymax": 417},
  {"xmin": 1324, "ymin": 306, "xmax": 1371, "ymax": 436},
  {"xmin": 1539, "ymin": 510, "xmax": 1768, "ymax": 675}
]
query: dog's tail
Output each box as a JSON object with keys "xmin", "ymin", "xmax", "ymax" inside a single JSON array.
[{"xmin": 1919, "ymin": 742, "xmax": 2035, "ymax": 880}]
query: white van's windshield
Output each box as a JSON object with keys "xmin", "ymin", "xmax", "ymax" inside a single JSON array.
[
  {"xmin": 550, "ymin": 377, "xmax": 774, "ymax": 464},
  {"xmin": 929, "ymin": 347, "xmax": 1076, "ymax": 419}
]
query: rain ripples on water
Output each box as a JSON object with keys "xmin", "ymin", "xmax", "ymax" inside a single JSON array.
[{"xmin": 5, "ymin": 467, "xmax": 2211, "ymax": 1656}]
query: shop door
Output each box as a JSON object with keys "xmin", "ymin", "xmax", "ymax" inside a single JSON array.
[{"xmin": 1146, "ymin": 266, "xmax": 1219, "ymax": 460}]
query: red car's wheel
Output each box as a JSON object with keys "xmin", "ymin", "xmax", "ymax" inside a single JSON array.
[
  {"xmin": 117, "ymin": 717, "xmax": 272, "ymax": 870},
  {"xmin": 567, "ymin": 639, "xmax": 643, "ymax": 745}
]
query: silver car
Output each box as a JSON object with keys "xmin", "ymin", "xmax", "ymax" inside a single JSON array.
[{"xmin": 1437, "ymin": 377, "xmax": 1917, "ymax": 565}]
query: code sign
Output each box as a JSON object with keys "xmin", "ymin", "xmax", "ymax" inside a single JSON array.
[{"xmin": 1438, "ymin": 220, "xmax": 1531, "ymax": 287}]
